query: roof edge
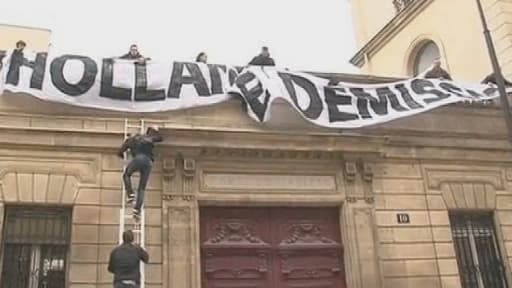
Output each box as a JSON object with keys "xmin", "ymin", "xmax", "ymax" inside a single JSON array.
[
  {"xmin": 0, "ymin": 23, "xmax": 51, "ymax": 33},
  {"xmin": 349, "ymin": 0, "xmax": 433, "ymax": 67}
]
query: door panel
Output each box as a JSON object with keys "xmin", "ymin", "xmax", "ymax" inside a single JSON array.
[
  {"xmin": 275, "ymin": 250, "xmax": 344, "ymax": 288},
  {"xmin": 200, "ymin": 207, "xmax": 345, "ymax": 288},
  {"xmin": 271, "ymin": 208, "xmax": 344, "ymax": 288},
  {"xmin": 201, "ymin": 208, "xmax": 272, "ymax": 288},
  {"xmin": 202, "ymin": 249, "xmax": 271, "ymax": 288}
]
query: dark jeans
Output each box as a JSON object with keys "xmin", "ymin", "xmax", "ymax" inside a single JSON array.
[
  {"xmin": 123, "ymin": 154, "xmax": 152, "ymax": 211},
  {"xmin": 114, "ymin": 282, "xmax": 139, "ymax": 288}
]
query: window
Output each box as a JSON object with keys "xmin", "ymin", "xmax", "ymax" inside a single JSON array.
[
  {"xmin": 450, "ymin": 213, "xmax": 508, "ymax": 288},
  {"xmin": 1, "ymin": 206, "xmax": 71, "ymax": 288},
  {"xmin": 412, "ymin": 40, "xmax": 440, "ymax": 76}
]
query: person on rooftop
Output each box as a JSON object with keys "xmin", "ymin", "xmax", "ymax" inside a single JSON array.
[
  {"xmin": 14, "ymin": 40, "xmax": 26, "ymax": 52},
  {"xmin": 249, "ymin": 46, "xmax": 275, "ymax": 66},
  {"xmin": 6, "ymin": 40, "xmax": 27, "ymax": 83},
  {"xmin": 195, "ymin": 52, "xmax": 208, "ymax": 64},
  {"xmin": 481, "ymin": 72, "xmax": 512, "ymax": 87},
  {"xmin": 423, "ymin": 58, "xmax": 452, "ymax": 80},
  {"xmin": 120, "ymin": 44, "xmax": 149, "ymax": 63}
]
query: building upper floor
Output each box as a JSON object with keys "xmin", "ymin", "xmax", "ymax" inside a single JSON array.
[
  {"xmin": 0, "ymin": 23, "xmax": 51, "ymax": 52},
  {"xmin": 349, "ymin": 0, "xmax": 512, "ymax": 82},
  {"xmin": 0, "ymin": 21, "xmax": 509, "ymax": 155}
]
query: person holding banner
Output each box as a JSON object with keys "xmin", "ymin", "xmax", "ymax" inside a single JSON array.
[
  {"xmin": 14, "ymin": 40, "xmax": 26, "ymax": 52},
  {"xmin": 424, "ymin": 58, "xmax": 452, "ymax": 80},
  {"xmin": 6, "ymin": 40, "xmax": 27, "ymax": 84},
  {"xmin": 249, "ymin": 46, "xmax": 275, "ymax": 66},
  {"xmin": 482, "ymin": 72, "xmax": 512, "ymax": 86},
  {"xmin": 118, "ymin": 126, "xmax": 163, "ymax": 219},
  {"xmin": 120, "ymin": 44, "xmax": 149, "ymax": 64},
  {"xmin": 196, "ymin": 52, "xmax": 208, "ymax": 64}
]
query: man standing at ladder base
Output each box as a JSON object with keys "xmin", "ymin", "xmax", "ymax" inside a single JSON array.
[
  {"xmin": 108, "ymin": 230, "xmax": 149, "ymax": 288},
  {"xmin": 118, "ymin": 126, "xmax": 163, "ymax": 219}
]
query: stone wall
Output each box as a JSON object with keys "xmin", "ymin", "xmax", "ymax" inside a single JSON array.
[
  {"xmin": 0, "ymin": 93, "xmax": 512, "ymax": 287},
  {"xmin": 0, "ymin": 127, "xmax": 384, "ymax": 287},
  {"xmin": 373, "ymin": 160, "xmax": 512, "ymax": 288},
  {"xmin": 349, "ymin": 0, "xmax": 512, "ymax": 81},
  {"xmin": 0, "ymin": 148, "xmax": 165, "ymax": 288}
]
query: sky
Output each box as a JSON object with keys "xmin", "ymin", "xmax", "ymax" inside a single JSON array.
[{"xmin": 0, "ymin": 0, "xmax": 358, "ymax": 73}]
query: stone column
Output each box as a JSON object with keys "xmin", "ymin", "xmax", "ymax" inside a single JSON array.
[
  {"xmin": 162, "ymin": 155, "xmax": 200, "ymax": 288},
  {"xmin": 341, "ymin": 158, "xmax": 381, "ymax": 288}
]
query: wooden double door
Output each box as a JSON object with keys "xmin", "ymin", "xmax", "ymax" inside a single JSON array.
[{"xmin": 200, "ymin": 207, "xmax": 346, "ymax": 288}]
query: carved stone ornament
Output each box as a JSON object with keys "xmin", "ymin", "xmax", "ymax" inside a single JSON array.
[
  {"xmin": 364, "ymin": 196, "xmax": 375, "ymax": 204},
  {"xmin": 183, "ymin": 158, "xmax": 196, "ymax": 178},
  {"xmin": 204, "ymin": 222, "xmax": 265, "ymax": 245},
  {"xmin": 281, "ymin": 223, "xmax": 337, "ymax": 244},
  {"xmin": 346, "ymin": 197, "xmax": 357, "ymax": 203},
  {"xmin": 162, "ymin": 158, "xmax": 176, "ymax": 180},
  {"xmin": 162, "ymin": 194, "xmax": 195, "ymax": 201},
  {"xmin": 344, "ymin": 162, "xmax": 357, "ymax": 182},
  {"xmin": 362, "ymin": 162, "xmax": 373, "ymax": 182}
]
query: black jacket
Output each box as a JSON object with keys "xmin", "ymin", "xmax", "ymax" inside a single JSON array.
[
  {"xmin": 108, "ymin": 243, "xmax": 149, "ymax": 284},
  {"xmin": 249, "ymin": 55, "xmax": 275, "ymax": 66},
  {"xmin": 6, "ymin": 49, "xmax": 25, "ymax": 83},
  {"xmin": 120, "ymin": 52, "xmax": 143, "ymax": 59},
  {"xmin": 424, "ymin": 67, "xmax": 452, "ymax": 80},
  {"xmin": 118, "ymin": 132, "xmax": 163, "ymax": 161}
]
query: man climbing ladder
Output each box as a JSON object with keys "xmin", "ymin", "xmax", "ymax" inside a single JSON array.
[{"xmin": 118, "ymin": 124, "xmax": 163, "ymax": 218}]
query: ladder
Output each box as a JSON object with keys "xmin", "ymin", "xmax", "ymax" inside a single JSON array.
[{"xmin": 118, "ymin": 118, "xmax": 146, "ymax": 288}]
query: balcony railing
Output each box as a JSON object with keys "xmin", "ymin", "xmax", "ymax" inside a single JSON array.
[{"xmin": 393, "ymin": 0, "xmax": 414, "ymax": 13}]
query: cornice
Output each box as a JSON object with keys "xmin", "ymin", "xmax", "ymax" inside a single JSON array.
[
  {"xmin": 0, "ymin": 23, "xmax": 51, "ymax": 33},
  {"xmin": 350, "ymin": 0, "xmax": 434, "ymax": 67},
  {"xmin": 198, "ymin": 147, "xmax": 344, "ymax": 160}
]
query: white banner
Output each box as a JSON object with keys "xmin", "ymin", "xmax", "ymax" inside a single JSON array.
[{"xmin": 0, "ymin": 50, "xmax": 499, "ymax": 128}]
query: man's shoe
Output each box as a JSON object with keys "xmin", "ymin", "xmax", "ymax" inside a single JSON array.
[{"xmin": 126, "ymin": 194, "xmax": 135, "ymax": 203}]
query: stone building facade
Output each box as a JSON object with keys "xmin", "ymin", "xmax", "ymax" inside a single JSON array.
[
  {"xmin": 350, "ymin": 0, "xmax": 512, "ymax": 82},
  {"xmin": 1, "ymin": 81, "xmax": 512, "ymax": 288},
  {"xmin": 0, "ymin": 23, "xmax": 51, "ymax": 51},
  {"xmin": 1, "ymin": 23, "xmax": 512, "ymax": 288}
]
